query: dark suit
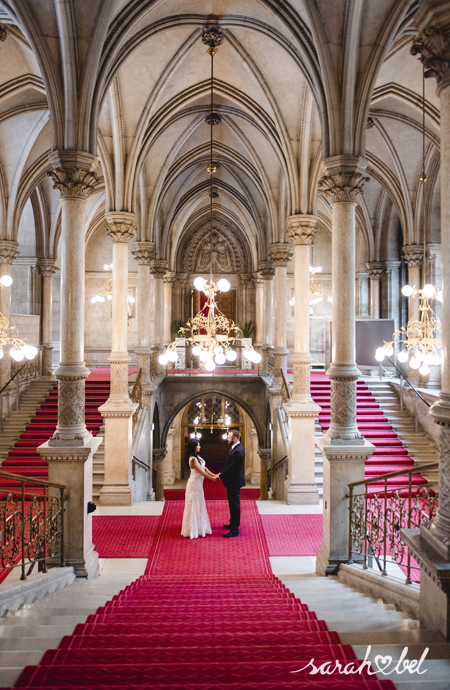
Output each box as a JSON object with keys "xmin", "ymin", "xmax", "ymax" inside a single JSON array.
[{"xmin": 219, "ymin": 442, "xmax": 245, "ymax": 534}]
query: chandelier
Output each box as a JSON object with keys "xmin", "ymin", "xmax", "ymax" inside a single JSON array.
[
  {"xmin": 289, "ymin": 265, "xmax": 332, "ymax": 310},
  {"xmin": 91, "ymin": 263, "xmax": 136, "ymax": 315},
  {"xmin": 158, "ymin": 27, "xmax": 261, "ymax": 372},
  {"xmin": 376, "ymin": 66, "xmax": 442, "ymax": 378},
  {"xmin": 188, "ymin": 397, "xmax": 233, "ymax": 439},
  {"xmin": 0, "ymin": 275, "xmax": 38, "ymax": 362}
]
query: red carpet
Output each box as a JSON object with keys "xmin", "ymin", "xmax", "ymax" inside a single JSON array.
[
  {"xmin": 87, "ymin": 367, "xmax": 137, "ymax": 381},
  {"xmin": 261, "ymin": 514, "xmax": 323, "ymax": 556},
  {"xmin": 12, "ymin": 499, "xmax": 396, "ymax": 690},
  {"xmin": 165, "ymin": 487, "xmax": 260, "ymax": 500},
  {"xmin": 92, "ymin": 516, "xmax": 160, "ymax": 558}
]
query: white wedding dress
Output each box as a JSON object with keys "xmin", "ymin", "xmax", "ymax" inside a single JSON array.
[{"xmin": 181, "ymin": 457, "xmax": 212, "ymax": 539}]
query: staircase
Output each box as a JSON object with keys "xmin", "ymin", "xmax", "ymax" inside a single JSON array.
[{"xmin": 92, "ymin": 425, "xmax": 105, "ymax": 504}]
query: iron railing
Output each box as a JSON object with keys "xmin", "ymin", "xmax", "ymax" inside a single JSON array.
[
  {"xmin": 268, "ymin": 454, "xmax": 288, "ymax": 495},
  {"xmin": 131, "ymin": 455, "xmax": 150, "ymax": 481},
  {"xmin": 0, "ymin": 470, "xmax": 65, "ymax": 581},
  {"xmin": 348, "ymin": 462, "xmax": 438, "ymax": 584},
  {"xmin": 130, "ymin": 368, "xmax": 143, "ymax": 432},
  {"xmin": 280, "ymin": 369, "xmax": 291, "ymax": 403}
]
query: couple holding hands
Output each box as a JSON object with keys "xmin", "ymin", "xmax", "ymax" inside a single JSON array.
[{"xmin": 181, "ymin": 429, "xmax": 245, "ymax": 540}]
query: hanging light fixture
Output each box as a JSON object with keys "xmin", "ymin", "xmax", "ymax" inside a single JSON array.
[
  {"xmin": 0, "ymin": 277, "xmax": 38, "ymax": 361},
  {"xmin": 376, "ymin": 65, "xmax": 441, "ymax": 376},
  {"xmin": 289, "ymin": 265, "xmax": 332, "ymax": 308},
  {"xmin": 91, "ymin": 263, "xmax": 136, "ymax": 315},
  {"xmin": 158, "ymin": 27, "xmax": 261, "ymax": 370}
]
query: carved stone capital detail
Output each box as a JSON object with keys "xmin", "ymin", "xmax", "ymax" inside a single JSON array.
[
  {"xmin": 132, "ymin": 241, "xmax": 156, "ymax": 265},
  {"xmin": 269, "ymin": 243, "xmax": 293, "ymax": 267},
  {"xmin": 411, "ymin": 26, "xmax": 450, "ymax": 93},
  {"xmin": 37, "ymin": 258, "xmax": 58, "ymax": 277},
  {"xmin": 318, "ymin": 172, "xmax": 369, "ymax": 203},
  {"xmin": 366, "ymin": 262, "xmax": 385, "ymax": 280},
  {"xmin": 258, "ymin": 260, "xmax": 275, "ymax": 279},
  {"xmin": 0, "ymin": 239, "xmax": 19, "ymax": 264},
  {"xmin": 403, "ymin": 245, "xmax": 424, "ymax": 269},
  {"xmin": 106, "ymin": 222, "xmax": 136, "ymax": 244},
  {"xmin": 239, "ymin": 273, "xmax": 253, "ymax": 288},
  {"xmin": 153, "ymin": 448, "xmax": 167, "ymax": 463},
  {"xmin": 164, "ymin": 271, "xmax": 177, "ymax": 285},
  {"xmin": 252, "ymin": 271, "xmax": 264, "ymax": 285},
  {"xmin": 48, "ymin": 168, "xmax": 98, "ymax": 199},
  {"xmin": 150, "ymin": 259, "xmax": 169, "ymax": 278},
  {"xmin": 286, "ymin": 214, "xmax": 318, "ymax": 245}
]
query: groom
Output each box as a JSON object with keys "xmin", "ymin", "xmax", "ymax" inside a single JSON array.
[{"xmin": 217, "ymin": 429, "xmax": 245, "ymax": 538}]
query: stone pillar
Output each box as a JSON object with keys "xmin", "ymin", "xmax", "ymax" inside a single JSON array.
[
  {"xmin": 253, "ymin": 271, "xmax": 264, "ymax": 350},
  {"xmin": 131, "ymin": 241, "xmax": 156, "ymax": 384},
  {"xmin": 151, "ymin": 260, "xmax": 168, "ymax": 373},
  {"xmin": 269, "ymin": 243, "xmax": 293, "ymax": 386},
  {"xmin": 0, "ymin": 240, "xmax": 19, "ymax": 389},
  {"xmin": 163, "ymin": 272, "xmax": 176, "ymax": 346},
  {"xmin": 153, "ymin": 448, "xmax": 166, "ymax": 501},
  {"xmin": 37, "ymin": 258, "xmax": 58, "ymax": 378},
  {"xmin": 403, "ymin": 10, "xmax": 450, "ymax": 637},
  {"xmin": 38, "ymin": 150, "xmax": 100, "ymax": 578},
  {"xmin": 258, "ymin": 448, "xmax": 271, "ymax": 500},
  {"xmin": 316, "ymin": 157, "xmax": 375, "ymax": 573},
  {"xmin": 283, "ymin": 215, "xmax": 321, "ymax": 504},
  {"xmin": 355, "ymin": 272, "xmax": 369, "ymax": 317},
  {"xmin": 403, "ymin": 245, "xmax": 423, "ymax": 322},
  {"xmin": 259, "ymin": 261, "xmax": 275, "ymax": 378},
  {"xmin": 385, "ymin": 260, "xmax": 401, "ymax": 322},
  {"xmin": 99, "ymin": 213, "xmax": 138, "ymax": 506},
  {"xmin": 366, "ymin": 262, "xmax": 384, "ymax": 319}
]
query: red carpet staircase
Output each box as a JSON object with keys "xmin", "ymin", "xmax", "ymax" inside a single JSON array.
[
  {"xmin": 8, "ymin": 501, "xmax": 395, "ymax": 690},
  {"xmin": 310, "ymin": 375, "xmax": 427, "ymax": 491},
  {"xmin": 0, "ymin": 381, "xmax": 110, "ymax": 495}
]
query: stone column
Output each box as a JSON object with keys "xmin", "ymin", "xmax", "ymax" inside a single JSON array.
[
  {"xmin": 283, "ymin": 215, "xmax": 321, "ymax": 504},
  {"xmin": 151, "ymin": 260, "xmax": 168, "ymax": 373},
  {"xmin": 38, "ymin": 151, "xmax": 101, "ymax": 579},
  {"xmin": 163, "ymin": 272, "xmax": 176, "ymax": 346},
  {"xmin": 258, "ymin": 448, "xmax": 271, "ymax": 500},
  {"xmin": 316, "ymin": 158, "xmax": 375, "ymax": 574},
  {"xmin": 403, "ymin": 245, "xmax": 423, "ymax": 322},
  {"xmin": 99, "ymin": 213, "xmax": 138, "ymax": 506},
  {"xmin": 366, "ymin": 262, "xmax": 384, "ymax": 319},
  {"xmin": 385, "ymin": 260, "xmax": 401, "ymax": 322},
  {"xmin": 153, "ymin": 448, "xmax": 166, "ymax": 501},
  {"xmin": 269, "ymin": 243, "xmax": 293, "ymax": 386},
  {"xmin": 0, "ymin": 240, "xmax": 19, "ymax": 389},
  {"xmin": 131, "ymin": 242, "xmax": 156, "ymax": 384},
  {"xmin": 37, "ymin": 258, "xmax": 58, "ymax": 378},
  {"xmin": 401, "ymin": 11, "xmax": 450, "ymax": 638},
  {"xmin": 253, "ymin": 271, "xmax": 264, "ymax": 350},
  {"xmin": 259, "ymin": 261, "xmax": 275, "ymax": 378}
]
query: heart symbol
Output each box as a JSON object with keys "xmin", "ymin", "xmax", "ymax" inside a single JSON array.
[{"xmin": 375, "ymin": 655, "xmax": 393, "ymax": 674}]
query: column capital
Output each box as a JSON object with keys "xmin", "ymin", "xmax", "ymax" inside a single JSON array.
[
  {"xmin": 150, "ymin": 259, "xmax": 169, "ymax": 278},
  {"xmin": 287, "ymin": 214, "xmax": 318, "ymax": 245},
  {"xmin": 105, "ymin": 212, "xmax": 137, "ymax": 243},
  {"xmin": 269, "ymin": 242, "xmax": 293, "ymax": 267},
  {"xmin": 239, "ymin": 273, "xmax": 253, "ymax": 287},
  {"xmin": 153, "ymin": 448, "xmax": 167, "ymax": 464},
  {"xmin": 412, "ymin": 4, "xmax": 450, "ymax": 94},
  {"xmin": 258, "ymin": 260, "xmax": 275, "ymax": 279},
  {"xmin": 319, "ymin": 155, "xmax": 369, "ymax": 204},
  {"xmin": 366, "ymin": 261, "xmax": 385, "ymax": 280},
  {"xmin": 131, "ymin": 241, "xmax": 156, "ymax": 265},
  {"xmin": 252, "ymin": 271, "xmax": 264, "ymax": 285},
  {"xmin": 176, "ymin": 272, "xmax": 189, "ymax": 288},
  {"xmin": 403, "ymin": 244, "xmax": 424, "ymax": 268},
  {"xmin": 48, "ymin": 151, "xmax": 99, "ymax": 200},
  {"xmin": 37, "ymin": 257, "xmax": 58, "ymax": 277},
  {"xmin": 164, "ymin": 271, "xmax": 176, "ymax": 285},
  {"xmin": 257, "ymin": 448, "xmax": 271, "ymax": 462},
  {"xmin": 0, "ymin": 239, "xmax": 19, "ymax": 264}
]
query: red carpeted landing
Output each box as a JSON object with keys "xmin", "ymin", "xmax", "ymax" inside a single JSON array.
[
  {"xmin": 87, "ymin": 367, "xmax": 137, "ymax": 381},
  {"xmin": 165, "ymin": 486, "xmax": 260, "ymax": 500},
  {"xmin": 14, "ymin": 498, "xmax": 395, "ymax": 690},
  {"xmin": 92, "ymin": 516, "xmax": 160, "ymax": 558},
  {"xmin": 261, "ymin": 514, "xmax": 323, "ymax": 556}
]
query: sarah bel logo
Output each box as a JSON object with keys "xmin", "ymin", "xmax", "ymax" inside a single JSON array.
[{"xmin": 292, "ymin": 645, "xmax": 429, "ymax": 677}]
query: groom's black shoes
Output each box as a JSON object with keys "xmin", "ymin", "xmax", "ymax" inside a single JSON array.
[
  {"xmin": 222, "ymin": 524, "xmax": 231, "ymax": 529},
  {"xmin": 223, "ymin": 531, "xmax": 239, "ymax": 538}
]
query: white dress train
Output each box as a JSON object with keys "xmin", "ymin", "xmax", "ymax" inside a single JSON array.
[{"xmin": 181, "ymin": 457, "xmax": 212, "ymax": 539}]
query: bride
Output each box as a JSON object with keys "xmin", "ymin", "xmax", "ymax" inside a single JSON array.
[{"xmin": 181, "ymin": 440, "xmax": 217, "ymax": 539}]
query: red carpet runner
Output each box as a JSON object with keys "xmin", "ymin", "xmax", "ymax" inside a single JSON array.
[
  {"xmin": 92, "ymin": 516, "xmax": 160, "ymax": 558},
  {"xmin": 12, "ymin": 499, "xmax": 395, "ymax": 689},
  {"xmin": 261, "ymin": 514, "xmax": 323, "ymax": 556}
]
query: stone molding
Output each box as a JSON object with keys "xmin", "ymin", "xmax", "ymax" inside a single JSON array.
[
  {"xmin": 402, "ymin": 244, "xmax": 424, "ymax": 268},
  {"xmin": 239, "ymin": 273, "xmax": 253, "ymax": 287},
  {"xmin": 366, "ymin": 261, "xmax": 384, "ymax": 280},
  {"xmin": 150, "ymin": 259, "xmax": 169, "ymax": 278},
  {"xmin": 48, "ymin": 168, "xmax": 98, "ymax": 200},
  {"xmin": 252, "ymin": 271, "xmax": 264, "ymax": 285},
  {"xmin": 164, "ymin": 271, "xmax": 176, "ymax": 285},
  {"xmin": 269, "ymin": 242, "xmax": 293, "ymax": 267},
  {"xmin": 0, "ymin": 239, "xmax": 19, "ymax": 264},
  {"xmin": 286, "ymin": 214, "xmax": 318, "ymax": 245},
  {"xmin": 153, "ymin": 448, "xmax": 167, "ymax": 463},
  {"xmin": 411, "ymin": 24, "xmax": 450, "ymax": 93},
  {"xmin": 105, "ymin": 222, "xmax": 136, "ymax": 244},
  {"xmin": 257, "ymin": 448, "xmax": 271, "ymax": 462},
  {"xmin": 132, "ymin": 241, "xmax": 156, "ymax": 265},
  {"xmin": 37, "ymin": 258, "xmax": 58, "ymax": 277},
  {"xmin": 258, "ymin": 260, "xmax": 275, "ymax": 279},
  {"xmin": 319, "ymin": 171, "xmax": 369, "ymax": 203}
]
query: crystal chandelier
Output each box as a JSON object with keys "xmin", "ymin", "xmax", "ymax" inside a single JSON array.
[
  {"xmin": 91, "ymin": 263, "xmax": 136, "ymax": 314},
  {"xmin": 158, "ymin": 27, "xmax": 261, "ymax": 372},
  {"xmin": 0, "ymin": 275, "xmax": 38, "ymax": 362},
  {"xmin": 289, "ymin": 265, "xmax": 333, "ymax": 310}
]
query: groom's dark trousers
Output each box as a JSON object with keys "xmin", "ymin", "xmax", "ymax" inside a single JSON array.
[{"xmin": 219, "ymin": 442, "xmax": 245, "ymax": 534}]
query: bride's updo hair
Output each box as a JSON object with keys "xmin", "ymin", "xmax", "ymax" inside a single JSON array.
[{"xmin": 186, "ymin": 439, "xmax": 199, "ymax": 465}]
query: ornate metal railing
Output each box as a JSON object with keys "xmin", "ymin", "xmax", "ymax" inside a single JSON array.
[
  {"xmin": 130, "ymin": 368, "xmax": 142, "ymax": 432},
  {"xmin": 348, "ymin": 462, "xmax": 438, "ymax": 584},
  {"xmin": 0, "ymin": 471, "xmax": 65, "ymax": 581}
]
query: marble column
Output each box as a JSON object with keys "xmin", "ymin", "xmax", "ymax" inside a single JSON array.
[
  {"xmin": 259, "ymin": 260, "xmax": 275, "ymax": 378},
  {"xmin": 253, "ymin": 271, "xmax": 264, "ymax": 351},
  {"xmin": 366, "ymin": 262, "xmax": 384, "ymax": 319},
  {"xmin": 316, "ymin": 157, "xmax": 375, "ymax": 574},
  {"xmin": 99, "ymin": 213, "xmax": 138, "ymax": 506},
  {"xmin": 132, "ymin": 242, "xmax": 156, "ymax": 383},
  {"xmin": 163, "ymin": 272, "xmax": 176, "ymax": 346},
  {"xmin": 37, "ymin": 258, "xmax": 58, "ymax": 378},
  {"xmin": 258, "ymin": 448, "xmax": 271, "ymax": 500},
  {"xmin": 38, "ymin": 150, "xmax": 101, "ymax": 579},
  {"xmin": 283, "ymin": 215, "xmax": 321, "ymax": 504},
  {"xmin": 151, "ymin": 260, "xmax": 168, "ymax": 373},
  {"xmin": 153, "ymin": 448, "xmax": 166, "ymax": 501},
  {"xmin": 0, "ymin": 240, "xmax": 19, "ymax": 390},
  {"xmin": 269, "ymin": 243, "xmax": 293, "ymax": 386},
  {"xmin": 401, "ymin": 12, "xmax": 450, "ymax": 638}
]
